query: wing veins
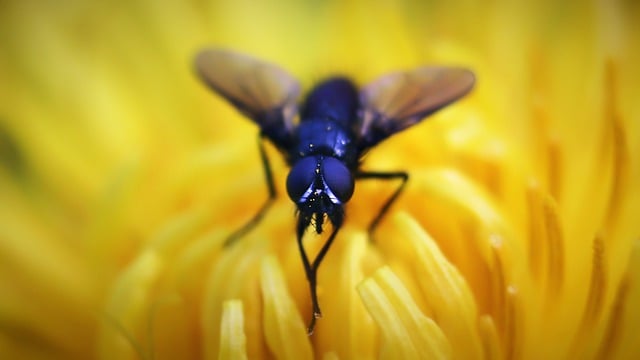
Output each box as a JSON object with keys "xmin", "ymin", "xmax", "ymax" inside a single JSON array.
[
  {"xmin": 374, "ymin": 74, "xmax": 410, "ymax": 114},
  {"xmin": 383, "ymin": 78, "xmax": 427, "ymax": 123},
  {"xmin": 250, "ymin": 64, "xmax": 274, "ymax": 110},
  {"xmin": 234, "ymin": 70, "xmax": 264, "ymax": 111},
  {"xmin": 356, "ymin": 67, "xmax": 474, "ymax": 149}
]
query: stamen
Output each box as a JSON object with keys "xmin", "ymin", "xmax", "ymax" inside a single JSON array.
[
  {"xmin": 584, "ymin": 235, "xmax": 607, "ymax": 327},
  {"xmin": 543, "ymin": 194, "xmax": 564, "ymax": 299},
  {"xmin": 570, "ymin": 234, "xmax": 607, "ymax": 357},
  {"xmin": 594, "ymin": 271, "xmax": 629, "ymax": 358},
  {"xmin": 602, "ymin": 59, "xmax": 629, "ymax": 231},
  {"xmin": 546, "ymin": 138, "xmax": 562, "ymax": 201},
  {"xmin": 526, "ymin": 182, "xmax": 565, "ymax": 300},
  {"xmin": 595, "ymin": 239, "xmax": 640, "ymax": 358}
]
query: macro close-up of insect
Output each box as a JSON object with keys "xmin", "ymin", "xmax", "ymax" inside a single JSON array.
[{"xmin": 194, "ymin": 48, "xmax": 475, "ymax": 335}]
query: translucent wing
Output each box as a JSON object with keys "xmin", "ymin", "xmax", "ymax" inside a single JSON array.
[
  {"xmin": 357, "ymin": 67, "xmax": 475, "ymax": 150},
  {"xmin": 195, "ymin": 49, "xmax": 301, "ymax": 146}
]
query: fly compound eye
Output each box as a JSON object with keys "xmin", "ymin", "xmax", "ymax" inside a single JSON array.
[
  {"xmin": 286, "ymin": 157, "xmax": 317, "ymax": 202},
  {"xmin": 321, "ymin": 157, "xmax": 354, "ymax": 203}
]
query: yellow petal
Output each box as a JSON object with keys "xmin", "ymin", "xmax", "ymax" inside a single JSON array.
[
  {"xmin": 384, "ymin": 212, "xmax": 484, "ymax": 359},
  {"xmin": 314, "ymin": 231, "xmax": 379, "ymax": 359},
  {"xmin": 98, "ymin": 250, "xmax": 163, "ymax": 359},
  {"xmin": 358, "ymin": 266, "xmax": 451, "ymax": 359},
  {"xmin": 218, "ymin": 300, "xmax": 248, "ymax": 360},
  {"xmin": 260, "ymin": 255, "xmax": 313, "ymax": 360}
]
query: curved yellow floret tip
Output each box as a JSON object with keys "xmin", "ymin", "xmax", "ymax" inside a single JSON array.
[
  {"xmin": 219, "ymin": 300, "xmax": 248, "ymax": 360},
  {"xmin": 358, "ymin": 266, "xmax": 452, "ymax": 359},
  {"xmin": 260, "ymin": 255, "xmax": 313, "ymax": 359}
]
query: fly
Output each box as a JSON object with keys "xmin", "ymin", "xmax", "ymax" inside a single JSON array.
[{"xmin": 194, "ymin": 49, "xmax": 475, "ymax": 334}]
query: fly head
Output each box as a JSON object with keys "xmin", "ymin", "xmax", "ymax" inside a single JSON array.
[{"xmin": 286, "ymin": 156, "xmax": 354, "ymax": 234}]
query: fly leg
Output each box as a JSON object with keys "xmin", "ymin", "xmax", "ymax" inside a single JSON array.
[
  {"xmin": 224, "ymin": 134, "xmax": 276, "ymax": 247},
  {"xmin": 296, "ymin": 217, "xmax": 341, "ymax": 335},
  {"xmin": 355, "ymin": 170, "xmax": 408, "ymax": 240}
]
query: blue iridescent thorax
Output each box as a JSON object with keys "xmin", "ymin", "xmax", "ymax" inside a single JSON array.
[
  {"xmin": 290, "ymin": 78, "xmax": 359, "ymax": 167},
  {"xmin": 294, "ymin": 119, "xmax": 354, "ymax": 162}
]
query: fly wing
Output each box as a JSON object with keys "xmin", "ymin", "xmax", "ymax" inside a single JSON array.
[
  {"xmin": 195, "ymin": 49, "xmax": 301, "ymax": 147},
  {"xmin": 356, "ymin": 67, "xmax": 475, "ymax": 150}
]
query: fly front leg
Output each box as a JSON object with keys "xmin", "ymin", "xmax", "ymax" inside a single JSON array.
[
  {"xmin": 224, "ymin": 134, "xmax": 277, "ymax": 247},
  {"xmin": 296, "ymin": 218, "xmax": 342, "ymax": 335}
]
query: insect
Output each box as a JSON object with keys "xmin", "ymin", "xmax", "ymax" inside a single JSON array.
[{"xmin": 194, "ymin": 49, "xmax": 475, "ymax": 334}]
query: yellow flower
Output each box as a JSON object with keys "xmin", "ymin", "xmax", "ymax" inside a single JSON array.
[{"xmin": 1, "ymin": 0, "xmax": 639, "ymax": 359}]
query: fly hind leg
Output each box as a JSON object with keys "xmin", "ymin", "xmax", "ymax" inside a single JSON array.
[{"xmin": 355, "ymin": 170, "xmax": 408, "ymax": 241}]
